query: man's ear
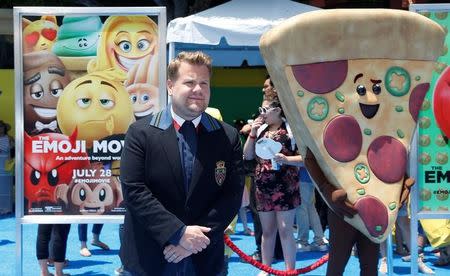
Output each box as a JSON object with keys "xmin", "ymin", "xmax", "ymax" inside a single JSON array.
[{"xmin": 167, "ymin": 79, "xmax": 173, "ymax": 96}]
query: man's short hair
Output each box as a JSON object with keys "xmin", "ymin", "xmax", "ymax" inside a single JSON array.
[{"xmin": 167, "ymin": 51, "xmax": 212, "ymax": 80}]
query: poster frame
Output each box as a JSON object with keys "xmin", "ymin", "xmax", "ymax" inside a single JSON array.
[{"xmin": 13, "ymin": 6, "xmax": 166, "ymax": 275}]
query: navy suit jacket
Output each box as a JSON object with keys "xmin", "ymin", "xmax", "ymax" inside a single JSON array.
[{"xmin": 119, "ymin": 107, "xmax": 244, "ymax": 276}]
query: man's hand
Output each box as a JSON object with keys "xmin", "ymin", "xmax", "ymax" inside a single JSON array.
[
  {"xmin": 179, "ymin": 225, "xmax": 211, "ymax": 253},
  {"xmin": 163, "ymin": 244, "xmax": 192, "ymax": 263},
  {"xmin": 399, "ymin": 177, "xmax": 415, "ymax": 206},
  {"xmin": 328, "ymin": 188, "xmax": 358, "ymax": 218}
]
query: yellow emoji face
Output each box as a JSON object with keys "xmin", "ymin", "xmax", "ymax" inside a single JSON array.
[
  {"xmin": 22, "ymin": 16, "xmax": 58, "ymax": 54},
  {"xmin": 56, "ymin": 71, "xmax": 134, "ymax": 147},
  {"xmin": 87, "ymin": 16, "xmax": 158, "ymax": 80}
]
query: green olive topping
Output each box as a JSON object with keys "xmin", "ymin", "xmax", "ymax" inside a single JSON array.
[
  {"xmin": 307, "ymin": 96, "xmax": 329, "ymax": 121},
  {"xmin": 385, "ymin": 66, "xmax": 411, "ymax": 97},
  {"xmin": 354, "ymin": 163, "xmax": 370, "ymax": 184}
]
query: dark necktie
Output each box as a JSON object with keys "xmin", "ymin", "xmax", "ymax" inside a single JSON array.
[{"xmin": 180, "ymin": 120, "xmax": 197, "ymax": 191}]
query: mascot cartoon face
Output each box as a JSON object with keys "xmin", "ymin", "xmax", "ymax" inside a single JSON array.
[
  {"xmin": 56, "ymin": 162, "xmax": 122, "ymax": 215},
  {"xmin": 87, "ymin": 16, "xmax": 158, "ymax": 80},
  {"xmin": 52, "ymin": 16, "xmax": 103, "ymax": 57},
  {"xmin": 23, "ymin": 51, "xmax": 72, "ymax": 135},
  {"xmin": 56, "ymin": 71, "xmax": 134, "ymax": 147},
  {"xmin": 125, "ymin": 54, "xmax": 159, "ymax": 119},
  {"xmin": 22, "ymin": 16, "xmax": 58, "ymax": 54},
  {"xmin": 24, "ymin": 130, "xmax": 90, "ymax": 211}
]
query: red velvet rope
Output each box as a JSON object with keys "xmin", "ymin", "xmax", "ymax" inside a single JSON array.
[{"xmin": 224, "ymin": 234, "xmax": 329, "ymax": 275}]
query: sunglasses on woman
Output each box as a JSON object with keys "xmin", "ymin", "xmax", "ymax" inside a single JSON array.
[{"xmin": 258, "ymin": 106, "xmax": 278, "ymax": 114}]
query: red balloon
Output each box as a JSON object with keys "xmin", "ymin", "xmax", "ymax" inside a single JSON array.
[{"xmin": 434, "ymin": 67, "xmax": 450, "ymax": 138}]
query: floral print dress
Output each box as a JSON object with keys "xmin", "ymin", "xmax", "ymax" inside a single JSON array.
[{"xmin": 254, "ymin": 123, "xmax": 300, "ymax": 212}]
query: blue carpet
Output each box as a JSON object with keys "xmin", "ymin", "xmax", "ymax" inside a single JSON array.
[{"xmin": 1, "ymin": 213, "xmax": 449, "ymax": 275}]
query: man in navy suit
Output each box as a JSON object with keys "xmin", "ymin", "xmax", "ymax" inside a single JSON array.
[{"xmin": 120, "ymin": 51, "xmax": 244, "ymax": 276}]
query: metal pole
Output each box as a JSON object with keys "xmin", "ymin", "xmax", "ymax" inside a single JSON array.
[
  {"xmin": 410, "ymin": 129, "xmax": 419, "ymax": 276},
  {"xmin": 386, "ymin": 233, "xmax": 394, "ymax": 275},
  {"xmin": 15, "ymin": 220, "xmax": 22, "ymax": 276}
]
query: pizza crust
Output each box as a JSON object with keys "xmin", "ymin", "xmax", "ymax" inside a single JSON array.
[{"xmin": 260, "ymin": 9, "xmax": 444, "ymax": 66}]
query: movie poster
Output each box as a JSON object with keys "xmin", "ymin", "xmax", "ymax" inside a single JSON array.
[
  {"xmin": 19, "ymin": 11, "xmax": 165, "ymax": 215},
  {"xmin": 416, "ymin": 10, "xmax": 450, "ymax": 212}
]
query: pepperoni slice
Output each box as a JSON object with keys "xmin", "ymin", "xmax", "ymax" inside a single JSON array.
[
  {"xmin": 291, "ymin": 60, "xmax": 348, "ymax": 94},
  {"xmin": 354, "ymin": 196, "xmax": 388, "ymax": 238},
  {"xmin": 323, "ymin": 115, "xmax": 362, "ymax": 162},
  {"xmin": 409, "ymin": 83, "xmax": 430, "ymax": 122},
  {"xmin": 367, "ymin": 136, "xmax": 407, "ymax": 183}
]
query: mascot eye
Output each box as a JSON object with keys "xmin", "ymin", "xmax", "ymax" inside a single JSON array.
[
  {"xmin": 31, "ymin": 169, "xmax": 41, "ymax": 185},
  {"xmin": 50, "ymin": 80, "xmax": 63, "ymax": 97},
  {"xmin": 30, "ymin": 84, "xmax": 44, "ymax": 99},
  {"xmin": 77, "ymin": 98, "xmax": 91, "ymax": 108},
  {"xmin": 99, "ymin": 99, "xmax": 114, "ymax": 109},
  {"xmin": 47, "ymin": 169, "xmax": 59, "ymax": 186},
  {"xmin": 50, "ymin": 88, "xmax": 63, "ymax": 97},
  {"xmin": 99, "ymin": 188, "xmax": 106, "ymax": 201},
  {"xmin": 31, "ymin": 91, "xmax": 44, "ymax": 100},
  {"xmin": 356, "ymin": 85, "xmax": 366, "ymax": 96},
  {"xmin": 118, "ymin": 41, "xmax": 132, "ymax": 53},
  {"xmin": 141, "ymin": 94, "xmax": 150, "ymax": 102},
  {"xmin": 79, "ymin": 188, "xmax": 86, "ymax": 201},
  {"xmin": 137, "ymin": 39, "xmax": 150, "ymax": 51},
  {"xmin": 372, "ymin": 83, "xmax": 382, "ymax": 95},
  {"xmin": 130, "ymin": 94, "xmax": 137, "ymax": 103}
]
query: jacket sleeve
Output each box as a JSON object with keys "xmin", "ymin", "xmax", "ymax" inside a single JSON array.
[
  {"xmin": 196, "ymin": 128, "xmax": 244, "ymax": 238},
  {"xmin": 120, "ymin": 123, "xmax": 185, "ymax": 247},
  {"xmin": 303, "ymin": 147, "xmax": 336, "ymax": 202}
]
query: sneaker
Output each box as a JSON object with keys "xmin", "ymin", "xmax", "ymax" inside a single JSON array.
[
  {"xmin": 297, "ymin": 242, "xmax": 311, "ymax": 252},
  {"xmin": 379, "ymin": 257, "xmax": 387, "ymax": 274},
  {"xmin": 310, "ymin": 241, "xmax": 328, "ymax": 252}
]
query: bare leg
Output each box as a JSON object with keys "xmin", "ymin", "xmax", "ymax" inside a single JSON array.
[
  {"xmin": 38, "ymin": 259, "xmax": 51, "ymax": 276},
  {"xmin": 276, "ymin": 209, "xmax": 297, "ymax": 270},
  {"xmin": 259, "ymin": 211, "xmax": 277, "ymax": 269},
  {"xmin": 54, "ymin": 261, "xmax": 65, "ymax": 276},
  {"xmin": 239, "ymin": 207, "xmax": 249, "ymax": 231}
]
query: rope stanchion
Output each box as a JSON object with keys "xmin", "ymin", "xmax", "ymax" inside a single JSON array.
[{"xmin": 224, "ymin": 234, "xmax": 329, "ymax": 276}]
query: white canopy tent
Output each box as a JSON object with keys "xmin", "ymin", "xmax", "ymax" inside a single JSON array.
[{"xmin": 166, "ymin": 0, "xmax": 319, "ymax": 66}]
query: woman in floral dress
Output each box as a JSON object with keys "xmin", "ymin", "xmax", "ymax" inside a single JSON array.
[{"xmin": 243, "ymin": 100, "xmax": 302, "ymax": 275}]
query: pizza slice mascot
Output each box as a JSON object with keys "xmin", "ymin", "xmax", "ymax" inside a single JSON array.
[{"xmin": 259, "ymin": 9, "xmax": 445, "ymax": 275}]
